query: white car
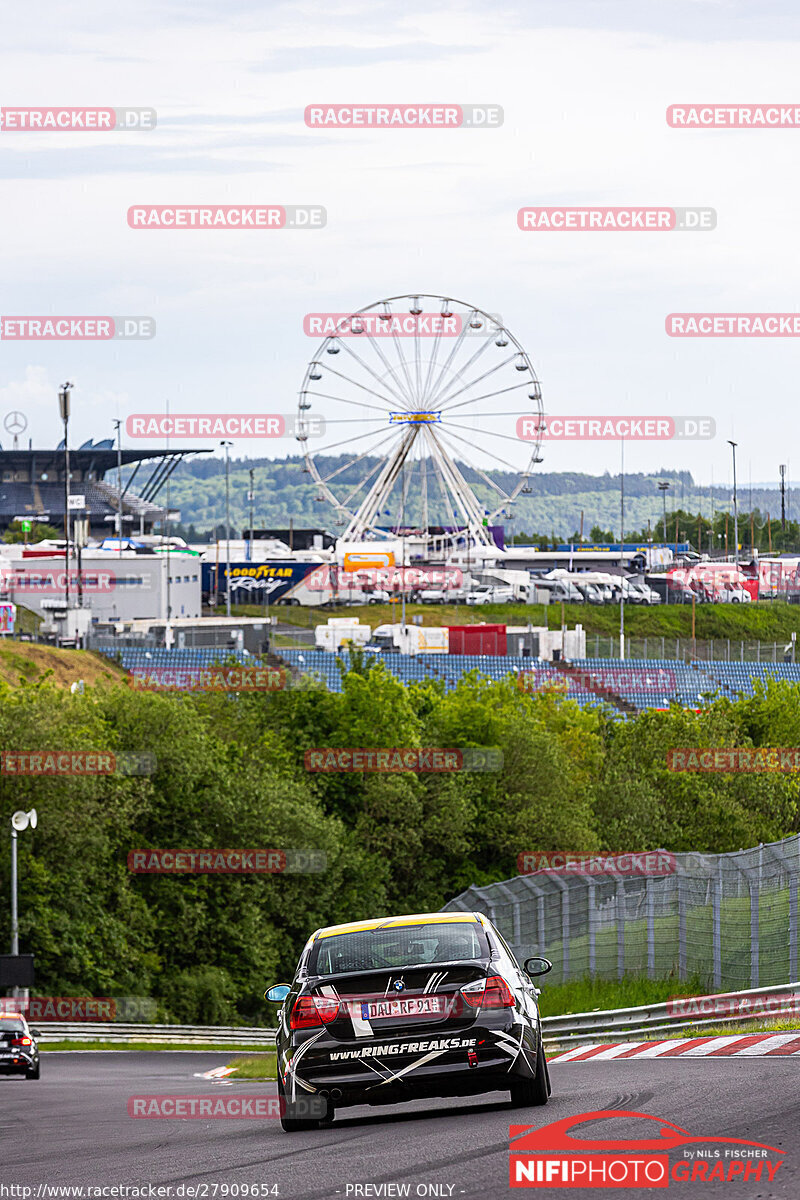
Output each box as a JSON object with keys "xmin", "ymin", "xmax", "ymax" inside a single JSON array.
[
  {"xmin": 628, "ymin": 580, "xmax": 661, "ymax": 605},
  {"xmin": 364, "ymin": 589, "xmax": 392, "ymax": 605},
  {"xmin": 715, "ymin": 583, "xmax": 751, "ymax": 604},
  {"xmin": 419, "ymin": 588, "xmax": 450, "ymax": 604},
  {"xmin": 466, "ymin": 586, "xmax": 516, "ymax": 605}
]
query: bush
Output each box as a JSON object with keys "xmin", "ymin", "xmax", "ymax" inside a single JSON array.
[{"xmin": 161, "ymin": 966, "xmax": 238, "ymax": 1025}]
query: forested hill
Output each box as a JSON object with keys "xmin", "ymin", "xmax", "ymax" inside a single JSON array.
[{"xmin": 152, "ymin": 455, "xmax": 789, "ymax": 542}]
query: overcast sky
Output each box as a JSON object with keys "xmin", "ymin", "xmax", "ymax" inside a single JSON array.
[{"xmin": 1, "ymin": 0, "xmax": 799, "ymax": 497}]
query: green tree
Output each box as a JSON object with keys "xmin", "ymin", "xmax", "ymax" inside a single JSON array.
[{"xmin": 3, "ymin": 520, "xmax": 61, "ymax": 544}]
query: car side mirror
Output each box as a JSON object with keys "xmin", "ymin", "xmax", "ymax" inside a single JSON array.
[
  {"xmin": 29, "ymin": 1028, "xmax": 41, "ymax": 1038},
  {"xmin": 265, "ymin": 984, "xmax": 291, "ymax": 1003},
  {"xmin": 524, "ymin": 956, "xmax": 553, "ymax": 977}
]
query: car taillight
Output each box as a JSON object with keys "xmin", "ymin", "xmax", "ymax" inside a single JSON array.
[
  {"xmin": 11, "ymin": 1036, "xmax": 32, "ymax": 1046},
  {"xmin": 289, "ymin": 995, "xmax": 339, "ymax": 1030},
  {"xmin": 460, "ymin": 975, "xmax": 515, "ymax": 1009}
]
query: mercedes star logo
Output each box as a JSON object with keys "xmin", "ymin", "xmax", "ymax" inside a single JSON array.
[{"xmin": 4, "ymin": 411, "xmax": 27, "ymax": 435}]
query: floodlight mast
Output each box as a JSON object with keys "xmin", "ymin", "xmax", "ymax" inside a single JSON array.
[
  {"xmin": 221, "ymin": 441, "xmax": 233, "ymax": 617},
  {"xmin": 728, "ymin": 440, "xmax": 739, "ymax": 568},
  {"xmin": 10, "ymin": 809, "xmax": 37, "ymax": 959},
  {"xmin": 59, "ymin": 384, "xmax": 74, "ymax": 612},
  {"xmin": 10, "ymin": 825, "xmax": 18, "ymax": 956}
]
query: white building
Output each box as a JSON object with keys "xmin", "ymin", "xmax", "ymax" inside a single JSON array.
[{"xmin": 0, "ymin": 548, "xmax": 201, "ymax": 623}]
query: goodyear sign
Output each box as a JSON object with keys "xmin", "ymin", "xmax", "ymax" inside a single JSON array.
[{"xmin": 201, "ymin": 561, "xmax": 318, "ymax": 600}]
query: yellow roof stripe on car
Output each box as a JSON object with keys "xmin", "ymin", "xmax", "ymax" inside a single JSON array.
[{"xmin": 315, "ymin": 912, "xmax": 478, "ymax": 939}]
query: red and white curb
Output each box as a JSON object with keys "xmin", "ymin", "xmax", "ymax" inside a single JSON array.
[{"xmin": 548, "ymin": 1032, "xmax": 800, "ymax": 1061}]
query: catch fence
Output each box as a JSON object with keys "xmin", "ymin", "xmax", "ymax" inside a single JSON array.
[
  {"xmin": 444, "ymin": 833, "xmax": 800, "ymax": 991},
  {"xmin": 590, "ymin": 635, "xmax": 795, "ymax": 663}
]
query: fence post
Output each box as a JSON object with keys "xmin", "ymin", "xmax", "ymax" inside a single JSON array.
[
  {"xmin": 791, "ymin": 863, "xmax": 799, "ymax": 983},
  {"xmin": 713, "ymin": 865, "xmax": 722, "ymax": 991},
  {"xmin": 616, "ymin": 878, "xmax": 625, "ymax": 979},
  {"xmin": 494, "ymin": 882, "xmax": 522, "ymax": 948},
  {"xmin": 677, "ymin": 868, "xmax": 687, "ymax": 980},
  {"xmin": 676, "ymin": 637, "xmax": 679, "ymax": 660},
  {"xmin": 588, "ymin": 879, "xmax": 596, "ymax": 976},
  {"xmin": 741, "ymin": 641, "xmax": 744, "ymax": 663},
  {"xmin": 561, "ymin": 886, "xmax": 570, "ymax": 980},
  {"xmin": 749, "ymin": 866, "xmax": 760, "ymax": 989},
  {"xmin": 646, "ymin": 876, "xmax": 656, "ymax": 978},
  {"xmin": 662, "ymin": 636, "xmax": 665, "ymax": 659}
]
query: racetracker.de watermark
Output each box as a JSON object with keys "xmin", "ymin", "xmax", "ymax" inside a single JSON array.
[
  {"xmin": 518, "ymin": 206, "xmax": 715, "ymax": 231},
  {"xmin": 517, "ymin": 416, "xmax": 715, "ymax": 440},
  {"xmin": 667, "ymin": 104, "xmax": 800, "ymax": 127},
  {"xmin": 128, "ymin": 1095, "xmax": 323, "ymax": 1119},
  {"xmin": 0, "ymin": 107, "xmax": 156, "ymax": 130},
  {"xmin": 331, "ymin": 566, "xmax": 464, "ymax": 591},
  {"xmin": 129, "ymin": 666, "xmax": 288, "ymax": 692},
  {"xmin": 667, "ymin": 747, "xmax": 800, "ymax": 772},
  {"xmin": 304, "ymin": 312, "xmax": 502, "ymax": 338},
  {"xmin": 0, "ymin": 751, "xmax": 155, "ymax": 776},
  {"xmin": 519, "ymin": 667, "xmax": 677, "ymax": 694},
  {"xmin": 1, "ymin": 996, "xmax": 118, "ymax": 1020},
  {"xmin": 667, "ymin": 313, "xmax": 800, "ymax": 336},
  {"xmin": 304, "ymin": 747, "xmax": 503, "ymax": 772},
  {"xmin": 668, "ymin": 989, "xmax": 800, "ymax": 1019},
  {"xmin": 127, "ymin": 849, "xmax": 326, "ymax": 874},
  {"xmin": 304, "ymin": 104, "xmax": 502, "ymax": 128},
  {"xmin": 2, "ymin": 568, "xmax": 118, "ymax": 594},
  {"xmin": 1, "ymin": 317, "xmax": 154, "ymax": 340},
  {"xmin": 127, "ymin": 205, "xmax": 325, "ymax": 229},
  {"xmin": 517, "ymin": 851, "xmax": 677, "ymax": 876},
  {"xmin": 125, "ymin": 414, "xmax": 324, "ymax": 439}
]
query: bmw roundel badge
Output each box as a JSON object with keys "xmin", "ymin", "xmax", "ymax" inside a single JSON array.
[{"xmin": 393, "ymin": 979, "xmax": 405, "ymax": 992}]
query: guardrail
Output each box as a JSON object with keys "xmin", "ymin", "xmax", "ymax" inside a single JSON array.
[
  {"xmin": 35, "ymin": 1023, "xmax": 277, "ymax": 1045},
  {"xmin": 29, "ymin": 981, "xmax": 800, "ymax": 1047},
  {"xmin": 539, "ymin": 981, "xmax": 800, "ymax": 1045}
]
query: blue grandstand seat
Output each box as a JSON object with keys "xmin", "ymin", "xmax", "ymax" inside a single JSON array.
[{"xmin": 98, "ymin": 646, "xmax": 800, "ymax": 709}]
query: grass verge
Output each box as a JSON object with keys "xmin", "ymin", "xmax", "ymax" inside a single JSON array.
[
  {"xmin": 0, "ymin": 643, "xmax": 127, "ymax": 688},
  {"xmin": 258, "ymin": 600, "xmax": 800, "ymax": 642},
  {"xmin": 224, "ymin": 1054, "xmax": 278, "ymax": 1079},
  {"xmin": 657, "ymin": 1018, "xmax": 800, "ymax": 1039},
  {"xmin": 536, "ymin": 973, "xmax": 708, "ymax": 1018}
]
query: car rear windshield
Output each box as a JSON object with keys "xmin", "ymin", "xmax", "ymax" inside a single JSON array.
[
  {"xmin": 309, "ymin": 921, "xmax": 488, "ymax": 976},
  {"xmin": 0, "ymin": 1018, "xmax": 25, "ymax": 1032}
]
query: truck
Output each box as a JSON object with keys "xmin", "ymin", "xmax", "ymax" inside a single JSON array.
[{"xmin": 369, "ymin": 623, "xmax": 449, "ymax": 654}]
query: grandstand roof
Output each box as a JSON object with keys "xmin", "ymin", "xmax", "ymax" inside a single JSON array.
[
  {"xmin": 0, "ymin": 446, "xmax": 209, "ymax": 533},
  {"xmin": 0, "ymin": 445, "xmax": 207, "ymax": 473}
]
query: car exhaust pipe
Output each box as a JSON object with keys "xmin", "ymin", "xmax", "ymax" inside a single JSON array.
[{"xmin": 331, "ymin": 1088, "xmax": 343, "ymax": 1100}]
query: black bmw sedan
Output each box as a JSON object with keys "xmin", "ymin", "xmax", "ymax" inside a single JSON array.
[{"xmin": 266, "ymin": 911, "xmax": 551, "ymax": 1131}]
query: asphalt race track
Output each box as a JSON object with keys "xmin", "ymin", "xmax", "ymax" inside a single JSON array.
[{"xmin": 1, "ymin": 1052, "xmax": 798, "ymax": 1199}]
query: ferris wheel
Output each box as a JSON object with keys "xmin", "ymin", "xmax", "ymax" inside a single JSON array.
[{"xmin": 297, "ymin": 293, "xmax": 544, "ymax": 549}]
